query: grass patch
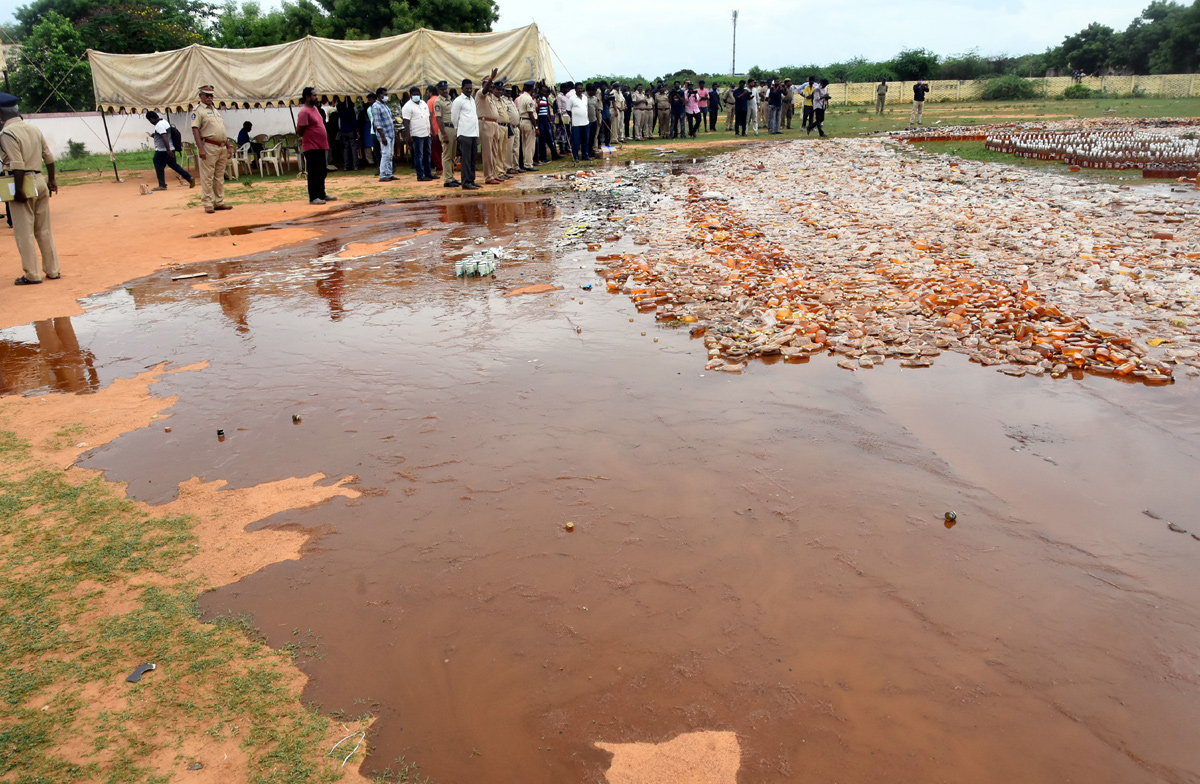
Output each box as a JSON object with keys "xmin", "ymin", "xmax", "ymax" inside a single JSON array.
[
  {"xmin": 908, "ymin": 139, "xmax": 1142, "ymax": 182},
  {"xmin": 0, "ymin": 427, "xmax": 363, "ymax": 782}
]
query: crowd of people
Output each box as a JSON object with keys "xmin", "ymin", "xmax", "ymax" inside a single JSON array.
[
  {"xmin": 174, "ymin": 74, "xmax": 946, "ymax": 212},
  {"xmin": 1, "ymin": 71, "xmax": 947, "ymax": 286}
]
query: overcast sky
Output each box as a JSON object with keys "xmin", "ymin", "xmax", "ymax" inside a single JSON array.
[
  {"xmin": 0, "ymin": 0, "xmax": 1152, "ymax": 77},
  {"xmin": 498, "ymin": 0, "xmax": 1153, "ymax": 80}
]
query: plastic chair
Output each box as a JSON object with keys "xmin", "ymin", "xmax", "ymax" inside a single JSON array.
[
  {"xmin": 181, "ymin": 141, "xmax": 199, "ymax": 171},
  {"xmin": 258, "ymin": 142, "xmax": 283, "ymax": 176},
  {"xmin": 230, "ymin": 142, "xmax": 254, "ymax": 177},
  {"xmin": 282, "ymin": 133, "xmax": 303, "ymax": 172}
]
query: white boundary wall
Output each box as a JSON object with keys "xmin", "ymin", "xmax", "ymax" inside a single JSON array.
[{"xmin": 26, "ymin": 107, "xmax": 298, "ymax": 159}]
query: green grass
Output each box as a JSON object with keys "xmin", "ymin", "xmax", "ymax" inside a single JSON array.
[
  {"xmin": 907, "ymin": 139, "xmax": 1148, "ymax": 182},
  {"xmin": 0, "ymin": 427, "xmax": 364, "ymax": 783},
  {"xmin": 56, "ymin": 149, "xmax": 156, "ymax": 174}
]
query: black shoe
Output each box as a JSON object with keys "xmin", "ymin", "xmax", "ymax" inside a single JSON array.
[
  {"xmin": 14, "ymin": 276, "xmax": 42, "ymax": 285},
  {"xmin": 323, "ymin": 195, "xmax": 338, "ymax": 201},
  {"xmin": 444, "ymin": 180, "xmax": 460, "ymax": 187},
  {"xmin": 462, "ymin": 182, "xmax": 481, "ymax": 190}
]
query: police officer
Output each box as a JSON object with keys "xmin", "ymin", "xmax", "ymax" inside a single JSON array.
[
  {"xmin": 493, "ymin": 81, "xmax": 513, "ymax": 178},
  {"xmin": 0, "ymin": 93, "xmax": 60, "ymax": 285},
  {"xmin": 502, "ymin": 84, "xmax": 520, "ymax": 174},
  {"xmin": 516, "ymin": 80, "xmax": 538, "ymax": 172},
  {"xmin": 433, "ymin": 81, "xmax": 459, "ymax": 188},
  {"xmin": 654, "ymin": 86, "xmax": 671, "ymax": 140},
  {"xmin": 190, "ymin": 85, "xmax": 232, "ymax": 213},
  {"xmin": 475, "ymin": 68, "xmax": 501, "ymax": 184},
  {"xmin": 631, "ymin": 84, "xmax": 649, "ymax": 140}
]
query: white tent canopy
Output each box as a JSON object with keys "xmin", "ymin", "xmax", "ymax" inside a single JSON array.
[{"xmin": 88, "ymin": 23, "xmax": 554, "ymax": 113}]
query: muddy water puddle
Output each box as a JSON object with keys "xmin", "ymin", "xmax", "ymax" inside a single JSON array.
[{"xmin": 4, "ymin": 194, "xmax": 1200, "ymax": 782}]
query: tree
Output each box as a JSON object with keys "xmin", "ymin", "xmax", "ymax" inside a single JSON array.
[
  {"xmin": 889, "ymin": 48, "xmax": 939, "ymax": 80},
  {"xmin": 7, "ymin": 10, "xmax": 94, "ymax": 112},
  {"xmin": 311, "ymin": 0, "xmax": 498, "ymax": 40},
  {"xmin": 14, "ymin": 0, "xmax": 210, "ymax": 53},
  {"xmin": 1153, "ymin": 0, "xmax": 1200, "ymax": 72},
  {"xmin": 1112, "ymin": 1, "xmax": 1185, "ymax": 73},
  {"xmin": 1049, "ymin": 22, "xmax": 1118, "ymax": 73}
]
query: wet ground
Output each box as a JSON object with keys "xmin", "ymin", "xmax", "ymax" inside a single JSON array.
[{"xmin": 3, "ymin": 177, "xmax": 1200, "ymax": 782}]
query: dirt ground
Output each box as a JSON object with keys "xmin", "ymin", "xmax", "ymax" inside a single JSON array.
[{"xmin": 1, "ymin": 162, "xmax": 741, "ymax": 783}]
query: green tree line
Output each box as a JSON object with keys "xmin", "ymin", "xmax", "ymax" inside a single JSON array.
[
  {"xmin": 3, "ymin": 0, "xmax": 498, "ymax": 111},
  {"xmin": 584, "ymin": 1, "xmax": 1199, "ymax": 90},
  {"xmin": 6, "ymin": 0, "xmax": 1200, "ymax": 113}
]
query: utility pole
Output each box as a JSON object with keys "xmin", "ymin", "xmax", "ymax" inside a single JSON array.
[{"xmin": 731, "ymin": 10, "xmax": 738, "ymax": 76}]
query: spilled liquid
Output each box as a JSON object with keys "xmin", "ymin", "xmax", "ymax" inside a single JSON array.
[{"xmin": 3, "ymin": 189, "xmax": 1200, "ymax": 783}]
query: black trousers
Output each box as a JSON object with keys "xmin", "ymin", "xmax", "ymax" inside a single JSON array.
[
  {"xmin": 304, "ymin": 149, "xmax": 327, "ymax": 201},
  {"xmin": 588, "ymin": 121, "xmax": 598, "ymax": 151},
  {"xmin": 687, "ymin": 113, "xmax": 701, "ymax": 137},
  {"xmin": 807, "ymin": 108, "xmax": 826, "ymax": 134},
  {"xmin": 538, "ymin": 117, "xmax": 560, "ymax": 161},
  {"xmin": 709, "ymin": 108, "xmax": 719, "ymax": 130},
  {"xmin": 458, "ymin": 136, "xmax": 477, "ymax": 185},
  {"xmin": 670, "ymin": 112, "xmax": 685, "ymax": 138},
  {"xmin": 735, "ymin": 109, "xmax": 747, "ymax": 136},
  {"xmin": 802, "ymin": 105, "xmax": 814, "ymax": 129}
]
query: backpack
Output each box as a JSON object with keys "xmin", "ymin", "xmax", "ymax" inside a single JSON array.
[{"xmin": 168, "ymin": 125, "xmax": 183, "ymax": 152}]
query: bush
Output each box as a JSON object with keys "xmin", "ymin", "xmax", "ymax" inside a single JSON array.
[
  {"xmin": 1062, "ymin": 83, "xmax": 1094, "ymax": 99},
  {"xmin": 67, "ymin": 139, "xmax": 88, "ymax": 159},
  {"xmin": 981, "ymin": 75, "xmax": 1040, "ymax": 101}
]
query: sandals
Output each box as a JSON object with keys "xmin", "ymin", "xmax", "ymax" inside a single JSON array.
[
  {"xmin": 45, "ymin": 274, "xmax": 60, "ymax": 279},
  {"xmin": 14, "ymin": 276, "xmax": 42, "ymax": 285}
]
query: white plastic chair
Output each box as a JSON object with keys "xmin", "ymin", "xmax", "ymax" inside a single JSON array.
[
  {"xmin": 231, "ymin": 142, "xmax": 254, "ymax": 177},
  {"xmin": 258, "ymin": 142, "xmax": 283, "ymax": 176}
]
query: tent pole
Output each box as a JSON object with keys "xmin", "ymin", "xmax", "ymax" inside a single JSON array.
[
  {"xmin": 288, "ymin": 103, "xmax": 298, "ymax": 132},
  {"xmin": 99, "ymin": 108, "xmax": 120, "ymax": 181}
]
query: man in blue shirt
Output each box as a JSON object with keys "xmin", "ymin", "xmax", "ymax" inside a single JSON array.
[
  {"xmin": 368, "ymin": 87, "xmax": 396, "ymax": 181},
  {"xmin": 733, "ymin": 81, "xmax": 750, "ymax": 136},
  {"xmin": 236, "ymin": 121, "xmax": 263, "ymax": 167}
]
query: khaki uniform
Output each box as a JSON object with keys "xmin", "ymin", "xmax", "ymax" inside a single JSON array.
[
  {"xmin": 190, "ymin": 103, "xmax": 228, "ymax": 211},
  {"xmin": 434, "ymin": 94, "xmax": 457, "ymax": 183},
  {"xmin": 587, "ymin": 93, "xmax": 601, "ymax": 154},
  {"xmin": 631, "ymin": 90, "xmax": 650, "ymax": 139},
  {"xmin": 503, "ymin": 95, "xmax": 520, "ymax": 171},
  {"xmin": 476, "ymin": 90, "xmax": 500, "ymax": 181},
  {"xmin": 610, "ymin": 89, "xmax": 626, "ymax": 143},
  {"xmin": 516, "ymin": 92, "xmax": 537, "ymax": 169},
  {"xmin": 722, "ymin": 88, "xmax": 735, "ymax": 130},
  {"xmin": 1, "ymin": 117, "xmax": 59, "ymax": 282},
  {"xmin": 654, "ymin": 92, "xmax": 671, "ymax": 139},
  {"xmin": 876, "ymin": 82, "xmax": 888, "ymax": 114},
  {"xmin": 782, "ymin": 85, "xmax": 795, "ymax": 128}
]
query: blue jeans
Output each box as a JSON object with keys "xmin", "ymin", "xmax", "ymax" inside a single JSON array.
[
  {"xmin": 341, "ymin": 134, "xmax": 359, "ymax": 170},
  {"xmin": 153, "ymin": 150, "xmax": 193, "ymax": 188},
  {"xmin": 412, "ymin": 135, "xmax": 431, "ymax": 179},
  {"xmin": 377, "ymin": 132, "xmax": 394, "ymax": 179},
  {"xmin": 571, "ymin": 125, "xmax": 588, "ymax": 160}
]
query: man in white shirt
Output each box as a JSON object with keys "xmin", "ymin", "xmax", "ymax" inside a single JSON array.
[
  {"xmin": 401, "ymin": 85, "xmax": 433, "ymax": 182},
  {"xmin": 566, "ymin": 84, "xmax": 590, "ymax": 162},
  {"xmin": 451, "ymin": 77, "xmax": 480, "ymax": 189},
  {"xmin": 748, "ymin": 79, "xmax": 760, "ymax": 136},
  {"xmin": 144, "ymin": 111, "xmax": 195, "ymax": 191}
]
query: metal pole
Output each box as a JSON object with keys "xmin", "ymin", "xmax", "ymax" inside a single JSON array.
[
  {"xmin": 731, "ymin": 10, "xmax": 738, "ymax": 76},
  {"xmin": 99, "ymin": 108, "xmax": 121, "ymax": 181}
]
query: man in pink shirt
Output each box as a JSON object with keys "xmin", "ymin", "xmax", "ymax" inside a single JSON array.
[
  {"xmin": 684, "ymin": 81, "xmax": 701, "ymax": 138},
  {"xmin": 296, "ymin": 86, "xmax": 338, "ymax": 205}
]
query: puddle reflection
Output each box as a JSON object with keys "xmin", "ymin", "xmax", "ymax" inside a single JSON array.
[{"xmin": 0, "ymin": 317, "xmax": 100, "ymax": 395}]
